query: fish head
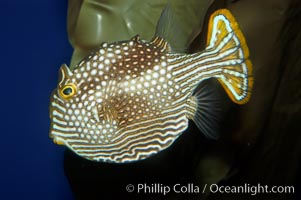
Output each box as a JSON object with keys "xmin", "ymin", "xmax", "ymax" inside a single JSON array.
[{"xmin": 49, "ymin": 61, "xmax": 120, "ymax": 161}]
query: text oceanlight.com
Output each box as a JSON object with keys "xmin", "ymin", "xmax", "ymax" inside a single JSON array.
[{"xmin": 125, "ymin": 183, "xmax": 294, "ymax": 196}]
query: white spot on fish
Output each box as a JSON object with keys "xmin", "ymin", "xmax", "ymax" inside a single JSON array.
[
  {"xmin": 101, "ymin": 81, "xmax": 107, "ymax": 86},
  {"xmin": 100, "ymin": 49, "xmax": 105, "ymax": 54},
  {"xmin": 91, "ymin": 69, "xmax": 97, "ymax": 75},
  {"xmin": 104, "ymin": 59, "xmax": 110, "ymax": 65}
]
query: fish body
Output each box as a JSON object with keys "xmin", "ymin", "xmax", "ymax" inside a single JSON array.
[{"xmin": 49, "ymin": 9, "xmax": 253, "ymax": 163}]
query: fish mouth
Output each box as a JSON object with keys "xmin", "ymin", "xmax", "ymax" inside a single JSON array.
[
  {"xmin": 51, "ymin": 135, "xmax": 65, "ymax": 146},
  {"xmin": 49, "ymin": 127, "xmax": 65, "ymax": 146}
]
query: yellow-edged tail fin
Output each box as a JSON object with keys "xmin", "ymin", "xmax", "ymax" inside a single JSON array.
[{"xmin": 207, "ymin": 9, "xmax": 253, "ymax": 104}]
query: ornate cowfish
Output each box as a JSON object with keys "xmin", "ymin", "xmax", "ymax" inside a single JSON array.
[{"xmin": 49, "ymin": 8, "xmax": 253, "ymax": 163}]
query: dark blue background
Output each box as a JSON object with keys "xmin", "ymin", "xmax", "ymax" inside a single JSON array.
[{"xmin": 0, "ymin": 1, "xmax": 74, "ymax": 199}]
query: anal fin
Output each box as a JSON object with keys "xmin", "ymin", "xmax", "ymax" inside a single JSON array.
[{"xmin": 188, "ymin": 79, "xmax": 226, "ymax": 140}]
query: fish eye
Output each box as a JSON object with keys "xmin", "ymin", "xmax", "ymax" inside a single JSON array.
[{"xmin": 59, "ymin": 83, "xmax": 77, "ymax": 100}]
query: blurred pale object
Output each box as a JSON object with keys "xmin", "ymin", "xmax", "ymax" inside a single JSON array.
[{"xmin": 67, "ymin": 0, "xmax": 213, "ymax": 69}]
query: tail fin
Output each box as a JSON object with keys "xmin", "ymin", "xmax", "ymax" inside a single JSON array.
[{"xmin": 207, "ymin": 9, "xmax": 253, "ymax": 104}]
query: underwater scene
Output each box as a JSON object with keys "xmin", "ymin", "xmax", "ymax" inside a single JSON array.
[{"xmin": 1, "ymin": 0, "xmax": 301, "ymax": 200}]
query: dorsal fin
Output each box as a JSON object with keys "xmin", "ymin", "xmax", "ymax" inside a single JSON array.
[
  {"xmin": 153, "ymin": 3, "xmax": 187, "ymax": 53},
  {"xmin": 131, "ymin": 35, "xmax": 141, "ymax": 42},
  {"xmin": 150, "ymin": 36, "xmax": 171, "ymax": 52}
]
